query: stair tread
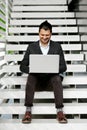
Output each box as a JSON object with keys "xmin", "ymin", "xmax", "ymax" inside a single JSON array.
[
  {"xmin": 1, "ymin": 102, "xmax": 87, "ymax": 106},
  {"xmin": 0, "ymin": 119, "xmax": 87, "ymax": 124},
  {"xmin": 0, "ymin": 88, "xmax": 87, "ymax": 99},
  {"xmin": 0, "ymin": 119, "xmax": 87, "ymax": 130},
  {"xmin": 0, "ymin": 103, "xmax": 87, "ymax": 114},
  {"xmin": 1, "ymin": 75, "xmax": 87, "ymax": 85}
]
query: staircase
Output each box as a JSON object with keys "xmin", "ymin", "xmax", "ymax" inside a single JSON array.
[
  {"xmin": 0, "ymin": 0, "xmax": 87, "ymax": 130},
  {"xmin": 0, "ymin": 0, "xmax": 6, "ymax": 106},
  {"xmin": 75, "ymin": 0, "xmax": 87, "ymax": 64}
]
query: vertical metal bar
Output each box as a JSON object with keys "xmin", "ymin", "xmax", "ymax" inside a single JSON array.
[{"xmin": 6, "ymin": 0, "xmax": 8, "ymax": 41}]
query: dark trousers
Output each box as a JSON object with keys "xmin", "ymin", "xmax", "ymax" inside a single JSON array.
[{"xmin": 25, "ymin": 74, "xmax": 64, "ymax": 109}]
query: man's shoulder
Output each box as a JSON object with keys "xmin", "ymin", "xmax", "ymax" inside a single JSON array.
[
  {"xmin": 50, "ymin": 40, "xmax": 61, "ymax": 46},
  {"xmin": 32, "ymin": 41, "xmax": 39, "ymax": 44},
  {"xmin": 30, "ymin": 41, "xmax": 39, "ymax": 46}
]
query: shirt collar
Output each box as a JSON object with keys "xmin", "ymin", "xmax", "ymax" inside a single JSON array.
[{"xmin": 39, "ymin": 41, "xmax": 50, "ymax": 48}]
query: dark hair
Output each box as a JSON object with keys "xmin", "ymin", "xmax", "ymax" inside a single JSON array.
[{"xmin": 39, "ymin": 20, "xmax": 52, "ymax": 33}]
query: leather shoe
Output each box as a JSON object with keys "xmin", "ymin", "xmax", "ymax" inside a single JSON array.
[
  {"xmin": 57, "ymin": 111, "xmax": 68, "ymax": 123},
  {"xmin": 22, "ymin": 111, "xmax": 32, "ymax": 123}
]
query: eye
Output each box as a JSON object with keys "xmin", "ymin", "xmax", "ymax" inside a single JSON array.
[{"xmin": 46, "ymin": 35, "xmax": 49, "ymax": 36}]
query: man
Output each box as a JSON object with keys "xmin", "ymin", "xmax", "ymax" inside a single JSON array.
[{"xmin": 20, "ymin": 20, "xmax": 67, "ymax": 123}]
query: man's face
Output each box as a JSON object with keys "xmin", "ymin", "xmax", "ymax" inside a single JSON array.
[{"xmin": 39, "ymin": 29, "xmax": 52, "ymax": 45}]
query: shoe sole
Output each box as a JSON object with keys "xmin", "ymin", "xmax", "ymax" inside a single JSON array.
[
  {"xmin": 22, "ymin": 120, "xmax": 31, "ymax": 124},
  {"xmin": 56, "ymin": 118, "xmax": 68, "ymax": 123}
]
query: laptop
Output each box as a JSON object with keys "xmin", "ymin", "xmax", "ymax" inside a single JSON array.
[{"xmin": 29, "ymin": 54, "xmax": 59, "ymax": 73}]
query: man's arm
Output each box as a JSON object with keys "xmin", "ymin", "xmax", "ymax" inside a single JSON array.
[
  {"xmin": 20, "ymin": 45, "xmax": 30, "ymax": 74},
  {"xmin": 59, "ymin": 44, "xmax": 67, "ymax": 73}
]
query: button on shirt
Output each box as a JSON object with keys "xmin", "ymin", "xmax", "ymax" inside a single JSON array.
[{"xmin": 39, "ymin": 42, "xmax": 50, "ymax": 55}]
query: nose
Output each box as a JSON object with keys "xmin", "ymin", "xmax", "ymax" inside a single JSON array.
[{"xmin": 43, "ymin": 35, "xmax": 47, "ymax": 39}]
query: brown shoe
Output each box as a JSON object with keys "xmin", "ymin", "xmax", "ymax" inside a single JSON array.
[
  {"xmin": 57, "ymin": 111, "xmax": 68, "ymax": 123},
  {"xmin": 22, "ymin": 111, "xmax": 32, "ymax": 123}
]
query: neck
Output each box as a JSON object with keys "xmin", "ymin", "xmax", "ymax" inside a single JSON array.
[
  {"xmin": 41, "ymin": 43, "xmax": 48, "ymax": 47},
  {"xmin": 40, "ymin": 41, "xmax": 50, "ymax": 47}
]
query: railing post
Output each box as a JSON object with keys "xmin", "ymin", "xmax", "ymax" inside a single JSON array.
[{"xmin": 6, "ymin": 0, "xmax": 8, "ymax": 41}]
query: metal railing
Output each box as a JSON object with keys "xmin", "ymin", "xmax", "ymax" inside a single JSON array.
[
  {"xmin": 6, "ymin": 0, "xmax": 13, "ymax": 40},
  {"xmin": 0, "ymin": 0, "xmax": 13, "ymax": 103}
]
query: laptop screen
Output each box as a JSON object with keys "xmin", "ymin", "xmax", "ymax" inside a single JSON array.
[{"xmin": 29, "ymin": 54, "xmax": 59, "ymax": 73}]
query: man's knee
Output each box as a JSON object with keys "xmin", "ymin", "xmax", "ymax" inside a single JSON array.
[{"xmin": 51, "ymin": 75, "xmax": 61, "ymax": 84}]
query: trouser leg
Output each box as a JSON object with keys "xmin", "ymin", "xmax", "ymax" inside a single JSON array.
[
  {"xmin": 25, "ymin": 74, "xmax": 37, "ymax": 107},
  {"xmin": 50, "ymin": 75, "xmax": 64, "ymax": 109}
]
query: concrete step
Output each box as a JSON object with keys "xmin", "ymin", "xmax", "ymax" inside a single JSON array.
[
  {"xmin": 6, "ymin": 44, "xmax": 82, "ymax": 51},
  {"xmin": 12, "ymin": 5, "xmax": 68, "ymax": 11},
  {"xmin": 77, "ymin": 19, "xmax": 87, "ymax": 25},
  {"xmin": 79, "ymin": 0, "xmax": 87, "ymax": 4},
  {"xmin": 81, "ymin": 35, "xmax": 87, "ymax": 42},
  {"xmin": 1, "ymin": 75, "xmax": 87, "ymax": 85},
  {"xmin": 76, "ymin": 12, "xmax": 87, "ymax": 18},
  {"xmin": 7, "ymin": 35, "xmax": 80, "ymax": 42},
  {"xmin": 0, "ymin": 103, "xmax": 87, "ymax": 114},
  {"xmin": 0, "ymin": 88, "xmax": 87, "ymax": 99},
  {"xmin": 5, "ymin": 54, "xmax": 84, "ymax": 62},
  {"xmin": 9, "ymin": 26, "xmax": 78, "ymax": 33},
  {"xmin": 2, "ymin": 64, "xmax": 86, "ymax": 73},
  {"xmin": 0, "ymin": 119, "xmax": 87, "ymax": 130},
  {"xmin": 11, "ymin": 12, "xmax": 75, "ymax": 18},
  {"xmin": 13, "ymin": 0, "xmax": 67, "ymax": 5},
  {"xmin": 79, "ymin": 27, "xmax": 87, "ymax": 33},
  {"xmin": 10, "ymin": 19, "xmax": 76, "ymax": 25},
  {"xmin": 79, "ymin": 5, "xmax": 87, "ymax": 11}
]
